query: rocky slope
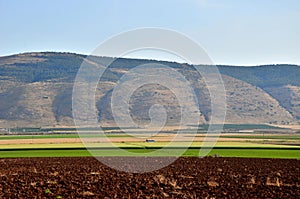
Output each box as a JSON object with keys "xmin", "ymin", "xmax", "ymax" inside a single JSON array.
[{"xmin": 0, "ymin": 52, "xmax": 299, "ymax": 127}]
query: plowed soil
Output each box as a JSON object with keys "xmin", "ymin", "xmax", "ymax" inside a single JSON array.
[{"xmin": 0, "ymin": 157, "xmax": 299, "ymax": 198}]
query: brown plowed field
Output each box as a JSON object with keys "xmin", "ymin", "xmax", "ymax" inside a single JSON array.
[{"xmin": 0, "ymin": 157, "xmax": 299, "ymax": 198}]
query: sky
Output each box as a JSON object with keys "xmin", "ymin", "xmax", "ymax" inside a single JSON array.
[{"xmin": 0, "ymin": 0, "xmax": 299, "ymax": 65}]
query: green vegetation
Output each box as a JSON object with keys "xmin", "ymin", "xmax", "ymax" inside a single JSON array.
[
  {"xmin": 0, "ymin": 148, "xmax": 299, "ymax": 159},
  {"xmin": 4, "ymin": 126, "xmax": 125, "ymax": 133},
  {"xmin": 0, "ymin": 125, "xmax": 299, "ymax": 159},
  {"xmin": 217, "ymin": 64, "xmax": 300, "ymax": 88},
  {"xmin": 44, "ymin": 188, "xmax": 52, "ymax": 194},
  {"xmin": 199, "ymin": 123, "xmax": 284, "ymax": 130},
  {"xmin": 205, "ymin": 149, "xmax": 300, "ymax": 159},
  {"xmin": 0, "ymin": 134, "xmax": 131, "ymax": 140},
  {"xmin": 0, "ymin": 149, "xmax": 91, "ymax": 158},
  {"xmin": 2, "ymin": 52, "xmax": 300, "ymax": 88},
  {"xmin": 0, "ymin": 53, "xmax": 84, "ymax": 83},
  {"xmin": 222, "ymin": 135, "xmax": 300, "ymax": 140},
  {"xmin": 0, "ymin": 134, "xmax": 80, "ymax": 140},
  {"xmin": 120, "ymin": 141, "xmax": 300, "ymax": 148}
]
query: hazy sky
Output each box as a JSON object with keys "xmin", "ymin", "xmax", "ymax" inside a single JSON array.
[{"xmin": 0, "ymin": 0, "xmax": 299, "ymax": 65}]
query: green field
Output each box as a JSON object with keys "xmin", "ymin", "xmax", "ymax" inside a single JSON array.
[
  {"xmin": 0, "ymin": 148, "xmax": 299, "ymax": 159},
  {"xmin": 0, "ymin": 134, "xmax": 133, "ymax": 140},
  {"xmin": 222, "ymin": 135, "xmax": 300, "ymax": 140},
  {"xmin": 0, "ymin": 125, "xmax": 299, "ymax": 159},
  {"xmin": 0, "ymin": 140, "xmax": 299, "ymax": 158}
]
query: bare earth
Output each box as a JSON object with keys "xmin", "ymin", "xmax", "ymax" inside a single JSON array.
[{"xmin": 0, "ymin": 157, "xmax": 299, "ymax": 198}]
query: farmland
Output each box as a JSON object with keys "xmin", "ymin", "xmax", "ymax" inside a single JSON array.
[
  {"xmin": 0, "ymin": 157, "xmax": 299, "ymax": 198},
  {"xmin": 0, "ymin": 124, "xmax": 299, "ymax": 158},
  {"xmin": 0, "ymin": 125, "xmax": 299, "ymax": 197}
]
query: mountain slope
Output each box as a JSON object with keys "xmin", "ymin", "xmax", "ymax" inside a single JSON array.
[{"xmin": 0, "ymin": 52, "xmax": 299, "ymax": 127}]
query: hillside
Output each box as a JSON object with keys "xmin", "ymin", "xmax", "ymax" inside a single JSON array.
[{"xmin": 0, "ymin": 52, "xmax": 299, "ymax": 127}]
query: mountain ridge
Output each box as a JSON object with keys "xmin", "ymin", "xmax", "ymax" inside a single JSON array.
[{"xmin": 0, "ymin": 52, "xmax": 299, "ymax": 127}]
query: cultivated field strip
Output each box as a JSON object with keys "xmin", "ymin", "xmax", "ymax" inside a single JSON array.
[{"xmin": 0, "ymin": 157, "xmax": 299, "ymax": 198}]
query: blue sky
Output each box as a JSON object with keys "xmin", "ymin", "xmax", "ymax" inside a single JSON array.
[{"xmin": 0, "ymin": 0, "xmax": 299, "ymax": 65}]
